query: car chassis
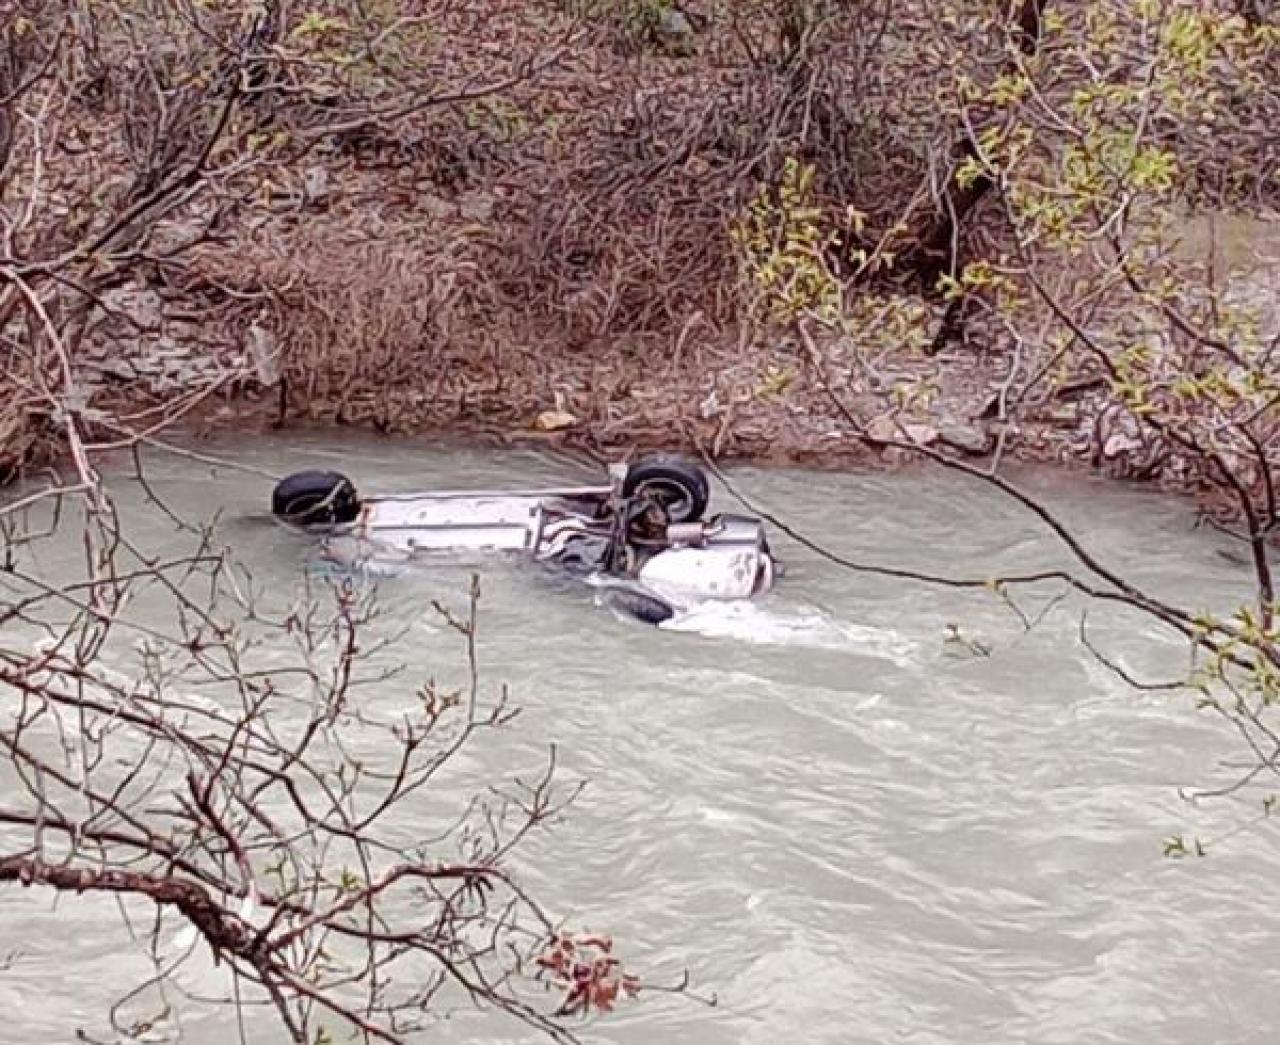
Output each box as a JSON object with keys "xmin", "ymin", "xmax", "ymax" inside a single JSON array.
[{"xmin": 270, "ymin": 455, "xmax": 776, "ymax": 623}]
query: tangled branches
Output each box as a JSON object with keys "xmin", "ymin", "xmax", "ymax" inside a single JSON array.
[
  {"xmin": 722, "ymin": 1, "xmax": 1280, "ymax": 823},
  {"xmin": 0, "ymin": 0, "xmax": 575, "ymax": 476},
  {"xmin": 0, "ymin": 463, "xmax": 646, "ymax": 1041}
]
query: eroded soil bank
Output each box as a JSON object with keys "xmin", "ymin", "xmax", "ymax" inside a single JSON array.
[
  {"xmin": 37, "ymin": 207, "xmax": 1276, "ymax": 523},
  {"xmin": 2, "ymin": 0, "xmax": 1275, "ymax": 512}
]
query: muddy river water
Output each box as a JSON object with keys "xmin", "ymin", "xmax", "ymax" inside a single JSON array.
[{"xmin": 3, "ymin": 433, "xmax": 1278, "ymax": 1045}]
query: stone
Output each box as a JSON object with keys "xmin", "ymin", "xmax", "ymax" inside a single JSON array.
[
  {"xmin": 1102, "ymin": 431, "xmax": 1143, "ymax": 459},
  {"xmin": 656, "ymin": 7, "xmax": 697, "ymax": 54},
  {"xmin": 866, "ymin": 416, "xmax": 937, "ymax": 445},
  {"xmin": 92, "ymin": 358, "xmax": 138, "ymax": 382},
  {"xmin": 458, "ymin": 191, "xmax": 495, "ymax": 222},
  {"xmin": 103, "ymin": 286, "xmax": 165, "ymax": 330},
  {"xmin": 247, "ymin": 323, "xmax": 281, "ymax": 386},
  {"xmin": 900, "ymin": 422, "xmax": 939, "ymax": 446},
  {"xmin": 937, "ymin": 422, "xmax": 992, "ymax": 456},
  {"xmin": 303, "ymin": 165, "xmax": 332, "ymax": 205},
  {"xmin": 420, "ymin": 194, "xmax": 456, "ymax": 220}
]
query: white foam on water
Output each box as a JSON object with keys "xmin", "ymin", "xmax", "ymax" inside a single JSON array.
[{"xmin": 659, "ymin": 599, "xmax": 918, "ymax": 664}]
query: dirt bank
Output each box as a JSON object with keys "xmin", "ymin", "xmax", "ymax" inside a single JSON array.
[{"xmin": 3, "ymin": 1, "xmax": 1276, "ymax": 523}]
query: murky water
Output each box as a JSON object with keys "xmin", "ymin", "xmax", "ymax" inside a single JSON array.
[{"xmin": 4, "ymin": 433, "xmax": 1279, "ymax": 1045}]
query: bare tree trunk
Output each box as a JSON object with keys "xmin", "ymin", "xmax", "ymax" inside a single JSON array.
[
  {"xmin": 1235, "ymin": 0, "xmax": 1274, "ymax": 27},
  {"xmin": 906, "ymin": 0, "xmax": 1047, "ymax": 294}
]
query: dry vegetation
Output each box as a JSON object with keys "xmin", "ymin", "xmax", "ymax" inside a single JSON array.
[{"xmin": 1, "ymin": 0, "xmax": 1277, "ymax": 485}]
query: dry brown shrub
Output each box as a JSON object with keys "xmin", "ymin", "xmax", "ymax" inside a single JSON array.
[
  {"xmin": 191, "ymin": 222, "xmax": 533, "ymax": 428},
  {"xmin": 485, "ymin": 178, "xmax": 738, "ymax": 350}
]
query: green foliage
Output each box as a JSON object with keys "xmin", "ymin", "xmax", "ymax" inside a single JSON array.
[
  {"xmin": 291, "ymin": 11, "xmax": 351, "ymax": 41},
  {"xmin": 465, "ymin": 97, "xmax": 531, "ymax": 142},
  {"xmin": 927, "ymin": 0, "xmax": 1277, "ymax": 448},
  {"xmin": 272, "ymin": 1, "xmax": 439, "ymax": 96},
  {"xmin": 720, "ymin": 0, "xmax": 1280, "ymax": 824},
  {"xmin": 936, "ymin": 259, "xmax": 1020, "ymax": 310},
  {"xmin": 730, "ymin": 149, "xmax": 935, "ymax": 391},
  {"xmin": 753, "ymin": 363, "xmax": 796, "ymax": 399},
  {"xmin": 731, "ymin": 157, "xmax": 843, "ymax": 325}
]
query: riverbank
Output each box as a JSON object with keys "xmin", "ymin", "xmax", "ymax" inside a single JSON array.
[
  {"xmin": 2, "ymin": 1, "xmax": 1269, "ymax": 517},
  {"xmin": 7, "ymin": 229, "xmax": 1275, "ymax": 538},
  {"xmin": 2, "ymin": 1, "xmax": 1274, "ymax": 516},
  {"xmin": 0, "ymin": 300, "xmax": 1259, "ymax": 530},
  {"xmin": 71, "ymin": 347, "xmax": 1198, "ymax": 505}
]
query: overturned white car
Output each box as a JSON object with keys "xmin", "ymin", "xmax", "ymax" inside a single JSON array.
[{"xmin": 270, "ymin": 455, "xmax": 776, "ymax": 623}]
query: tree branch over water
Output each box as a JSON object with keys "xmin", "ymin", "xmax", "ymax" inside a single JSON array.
[
  {"xmin": 727, "ymin": 1, "xmax": 1279, "ymax": 819},
  {"xmin": 1, "ymin": 464, "xmax": 663, "ymax": 1040}
]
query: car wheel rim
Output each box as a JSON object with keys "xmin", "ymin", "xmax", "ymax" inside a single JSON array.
[{"xmin": 634, "ymin": 479, "xmax": 691, "ymax": 518}]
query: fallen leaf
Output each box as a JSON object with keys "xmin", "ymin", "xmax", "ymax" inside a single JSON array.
[{"xmin": 534, "ymin": 409, "xmax": 578, "ymax": 432}]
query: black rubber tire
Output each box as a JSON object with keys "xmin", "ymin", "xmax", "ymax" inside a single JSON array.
[
  {"xmin": 622, "ymin": 455, "xmax": 709, "ymax": 523},
  {"xmin": 601, "ymin": 588, "xmax": 677, "ymax": 626},
  {"xmin": 272, "ymin": 470, "xmax": 361, "ymax": 526}
]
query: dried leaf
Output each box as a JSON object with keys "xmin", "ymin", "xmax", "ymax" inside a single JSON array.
[{"xmin": 534, "ymin": 409, "xmax": 578, "ymax": 432}]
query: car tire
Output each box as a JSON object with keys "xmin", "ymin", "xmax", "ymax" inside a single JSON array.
[
  {"xmin": 272, "ymin": 470, "xmax": 361, "ymax": 526},
  {"xmin": 600, "ymin": 587, "xmax": 677, "ymax": 625},
  {"xmin": 622, "ymin": 455, "xmax": 710, "ymax": 523}
]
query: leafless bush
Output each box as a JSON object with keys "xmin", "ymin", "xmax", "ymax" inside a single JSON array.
[
  {"xmin": 189, "ymin": 222, "xmax": 515, "ymax": 428},
  {"xmin": 0, "ymin": 0, "xmax": 574, "ymax": 474},
  {"xmin": 0, "ymin": 463, "xmax": 654, "ymax": 1041}
]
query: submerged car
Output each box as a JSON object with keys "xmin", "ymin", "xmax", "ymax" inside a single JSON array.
[{"xmin": 269, "ymin": 455, "xmax": 776, "ymax": 623}]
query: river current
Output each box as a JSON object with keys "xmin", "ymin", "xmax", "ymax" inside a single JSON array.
[{"xmin": 2, "ymin": 433, "xmax": 1277, "ymax": 1045}]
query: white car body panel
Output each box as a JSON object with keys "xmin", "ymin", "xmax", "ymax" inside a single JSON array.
[
  {"xmin": 289, "ymin": 463, "xmax": 776, "ymax": 612},
  {"xmin": 637, "ymin": 545, "xmax": 769, "ymax": 602},
  {"xmin": 357, "ymin": 494, "xmax": 549, "ymax": 553}
]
